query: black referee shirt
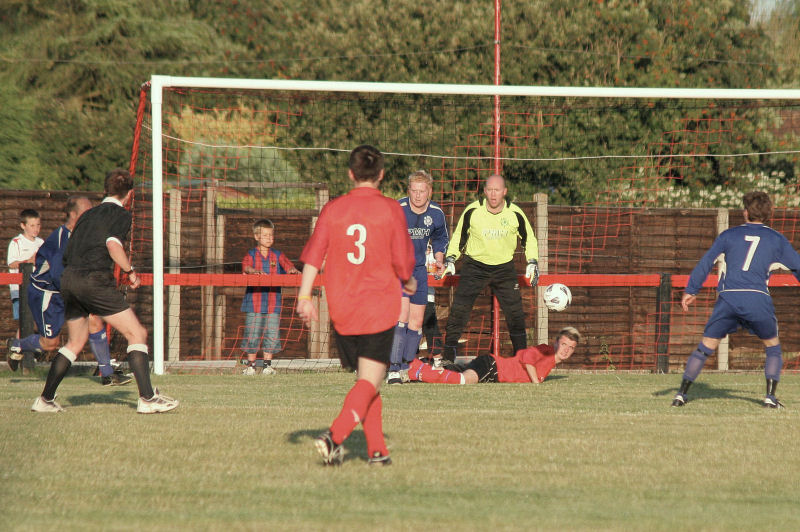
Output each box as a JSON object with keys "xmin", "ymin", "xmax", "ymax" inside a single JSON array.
[{"xmin": 63, "ymin": 198, "xmax": 131, "ymax": 272}]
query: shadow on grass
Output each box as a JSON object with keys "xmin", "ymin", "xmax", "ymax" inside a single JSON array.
[
  {"xmin": 286, "ymin": 428, "xmax": 379, "ymax": 464},
  {"xmin": 653, "ymin": 381, "xmax": 763, "ymax": 407},
  {"xmin": 6, "ymin": 364, "xmax": 99, "ymax": 383},
  {"xmin": 8, "ymin": 369, "xmax": 49, "ymax": 382},
  {"xmin": 66, "ymin": 390, "xmax": 136, "ymax": 409}
]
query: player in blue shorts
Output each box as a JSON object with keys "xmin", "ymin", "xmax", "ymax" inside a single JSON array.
[
  {"xmin": 386, "ymin": 170, "xmax": 448, "ymax": 384},
  {"xmin": 672, "ymin": 191, "xmax": 800, "ymax": 408},
  {"xmin": 6, "ymin": 196, "xmax": 130, "ymax": 386}
]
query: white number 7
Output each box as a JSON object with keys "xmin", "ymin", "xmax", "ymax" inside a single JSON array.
[{"xmin": 742, "ymin": 235, "xmax": 760, "ymax": 271}]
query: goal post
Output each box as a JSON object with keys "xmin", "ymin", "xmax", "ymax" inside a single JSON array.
[{"xmin": 137, "ymin": 75, "xmax": 800, "ymax": 374}]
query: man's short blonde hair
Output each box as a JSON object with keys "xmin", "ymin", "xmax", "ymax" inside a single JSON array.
[
  {"xmin": 557, "ymin": 326, "xmax": 581, "ymax": 344},
  {"xmin": 408, "ymin": 170, "xmax": 433, "ymax": 188}
]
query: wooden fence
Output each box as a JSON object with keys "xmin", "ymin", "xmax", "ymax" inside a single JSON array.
[{"xmin": 3, "ymin": 188, "xmax": 800, "ymax": 371}]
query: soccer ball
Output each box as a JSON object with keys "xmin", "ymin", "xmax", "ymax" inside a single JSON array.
[{"xmin": 543, "ymin": 283, "xmax": 572, "ymax": 312}]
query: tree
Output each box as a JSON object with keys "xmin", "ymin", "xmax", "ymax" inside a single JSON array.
[
  {"xmin": 0, "ymin": 0, "xmax": 244, "ymax": 190},
  {"xmin": 0, "ymin": 0, "xmax": 795, "ymax": 203}
]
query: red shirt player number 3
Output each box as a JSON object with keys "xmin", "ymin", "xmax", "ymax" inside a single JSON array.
[{"xmin": 296, "ymin": 145, "xmax": 415, "ymax": 467}]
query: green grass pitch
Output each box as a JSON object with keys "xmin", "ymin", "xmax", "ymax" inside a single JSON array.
[{"xmin": 2, "ymin": 369, "xmax": 798, "ymax": 530}]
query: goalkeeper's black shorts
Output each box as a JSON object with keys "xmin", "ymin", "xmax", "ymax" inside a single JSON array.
[{"xmin": 333, "ymin": 326, "xmax": 394, "ymax": 372}]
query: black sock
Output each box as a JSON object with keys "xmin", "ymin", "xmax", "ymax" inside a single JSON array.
[
  {"xmin": 678, "ymin": 378, "xmax": 692, "ymax": 395},
  {"xmin": 42, "ymin": 353, "xmax": 72, "ymax": 401},
  {"xmin": 766, "ymin": 379, "xmax": 778, "ymax": 397},
  {"xmin": 128, "ymin": 350, "xmax": 154, "ymax": 399}
]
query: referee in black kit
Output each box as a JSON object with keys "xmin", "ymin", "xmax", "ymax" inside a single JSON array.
[{"xmin": 31, "ymin": 168, "xmax": 178, "ymax": 414}]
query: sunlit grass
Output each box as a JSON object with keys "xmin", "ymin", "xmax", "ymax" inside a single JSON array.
[{"xmin": 1, "ymin": 370, "xmax": 798, "ymax": 530}]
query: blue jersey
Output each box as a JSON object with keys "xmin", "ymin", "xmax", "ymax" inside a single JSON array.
[
  {"xmin": 686, "ymin": 223, "xmax": 800, "ymax": 297},
  {"xmin": 398, "ymin": 197, "xmax": 449, "ymax": 267},
  {"xmin": 30, "ymin": 224, "xmax": 71, "ymax": 293}
]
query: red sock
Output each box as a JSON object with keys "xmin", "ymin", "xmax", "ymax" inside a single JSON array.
[
  {"xmin": 330, "ymin": 379, "xmax": 376, "ymax": 445},
  {"xmin": 362, "ymin": 393, "xmax": 388, "ymax": 457},
  {"xmin": 419, "ymin": 363, "xmax": 462, "ymax": 384},
  {"xmin": 441, "ymin": 369, "xmax": 463, "ymax": 384}
]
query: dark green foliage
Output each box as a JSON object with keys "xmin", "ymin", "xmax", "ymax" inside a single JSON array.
[{"xmin": 0, "ymin": 1, "xmax": 796, "ymax": 197}]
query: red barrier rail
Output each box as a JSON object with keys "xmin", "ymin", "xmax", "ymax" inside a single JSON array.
[{"xmin": 2, "ymin": 272, "xmax": 799, "ymax": 288}]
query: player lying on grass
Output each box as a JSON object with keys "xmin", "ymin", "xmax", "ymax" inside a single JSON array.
[
  {"xmin": 408, "ymin": 327, "xmax": 580, "ymax": 384},
  {"xmin": 672, "ymin": 191, "xmax": 800, "ymax": 409},
  {"xmin": 7, "ymin": 196, "xmax": 130, "ymax": 386}
]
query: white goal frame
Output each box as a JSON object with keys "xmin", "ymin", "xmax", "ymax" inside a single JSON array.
[{"xmin": 148, "ymin": 74, "xmax": 800, "ymax": 373}]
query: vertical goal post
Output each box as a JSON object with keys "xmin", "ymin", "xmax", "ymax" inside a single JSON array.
[{"xmin": 143, "ymin": 75, "xmax": 800, "ymax": 374}]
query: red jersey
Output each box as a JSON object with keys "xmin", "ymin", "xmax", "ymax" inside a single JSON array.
[
  {"xmin": 300, "ymin": 186, "xmax": 415, "ymax": 335},
  {"xmin": 493, "ymin": 344, "xmax": 557, "ymax": 383}
]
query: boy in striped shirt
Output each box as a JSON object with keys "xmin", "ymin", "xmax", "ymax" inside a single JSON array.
[{"xmin": 240, "ymin": 219, "xmax": 299, "ymax": 375}]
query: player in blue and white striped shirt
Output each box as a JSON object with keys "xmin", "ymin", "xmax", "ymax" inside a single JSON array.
[{"xmin": 672, "ymin": 191, "xmax": 800, "ymax": 408}]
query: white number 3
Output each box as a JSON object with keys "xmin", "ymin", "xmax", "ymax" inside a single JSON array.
[{"xmin": 346, "ymin": 224, "xmax": 367, "ymax": 264}]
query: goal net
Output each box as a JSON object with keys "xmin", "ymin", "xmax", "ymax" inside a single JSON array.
[{"xmin": 127, "ymin": 76, "xmax": 800, "ymax": 374}]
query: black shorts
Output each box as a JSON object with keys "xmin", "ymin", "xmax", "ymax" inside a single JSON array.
[
  {"xmin": 61, "ymin": 268, "xmax": 130, "ymax": 320},
  {"xmin": 334, "ymin": 326, "xmax": 394, "ymax": 372},
  {"xmin": 465, "ymin": 354, "xmax": 499, "ymax": 383}
]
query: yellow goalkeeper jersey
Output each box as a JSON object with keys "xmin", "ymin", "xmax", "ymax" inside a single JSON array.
[{"xmin": 446, "ymin": 199, "xmax": 538, "ymax": 265}]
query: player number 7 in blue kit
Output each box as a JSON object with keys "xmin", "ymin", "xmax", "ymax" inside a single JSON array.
[{"xmin": 742, "ymin": 235, "xmax": 759, "ymax": 271}]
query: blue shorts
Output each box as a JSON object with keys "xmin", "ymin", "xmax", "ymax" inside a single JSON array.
[
  {"xmin": 241, "ymin": 312, "xmax": 281, "ymax": 354},
  {"xmin": 402, "ymin": 265, "xmax": 429, "ymax": 306},
  {"xmin": 703, "ymin": 292, "xmax": 778, "ymax": 340},
  {"xmin": 28, "ymin": 288, "xmax": 65, "ymax": 338}
]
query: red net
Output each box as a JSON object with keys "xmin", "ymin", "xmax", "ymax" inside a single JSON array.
[{"xmin": 122, "ymin": 82, "xmax": 800, "ymax": 372}]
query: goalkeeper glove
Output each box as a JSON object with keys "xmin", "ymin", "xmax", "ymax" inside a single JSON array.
[
  {"xmin": 435, "ymin": 256, "xmax": 456, "ymax": 280},
  {"xmin": 525, "ymin": 259, "xmax": 539, "ymax": 286}
]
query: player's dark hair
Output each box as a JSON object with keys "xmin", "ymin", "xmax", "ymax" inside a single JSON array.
[
  {"xmin": 19, "ymin": 208, "xmax": 40, "ymax": 224},
  {"xmin": 104, "ymin": 168, "xmax": 134, "ymax": 198},
  {"xmin": 349, "ymin": 145, "xmax": 384, "ymax": 182},
  {"xmin": 64, "ymin": 195, "xmax": 90, "ymax": 221},
  {"xmin": 743, "ymin": 191, "xmax": 773, "ymax": 223},
  {"xmin": 253, "ymin": 218, "xmax": 274, "ymax": 232},
  {"xmin": 557, "ymin": 326, "xmax": 581, "ymax": 344}
]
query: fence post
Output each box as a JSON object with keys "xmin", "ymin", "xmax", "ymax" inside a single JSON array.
[
  {"xmin": 655, "ymin": 273, "xmax": 671, "ymax": 373},
  {"xmin": 19, "ymin": 263, "xmax": 36, "ymax": 370},
  {"xmin": 167, "ymin": 189, "xmax": 181, "ymax": 363},
  {"xmin": 201, "ymin": 185, "xmax": 217, "ymax": 360},
  {"xmin": 534, "ymin": 193, "xmax": 549, "ymax": 346},
  {"xmin": 309, "ymin": 196, "xmax": 330, "ymax": 360},
  {"xmin": 716, "ymin": 208, "xmax": 730, "ymax": 370}
]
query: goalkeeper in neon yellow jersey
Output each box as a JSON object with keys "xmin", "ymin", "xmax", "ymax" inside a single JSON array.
[{"xmin": 441, "ymin": 174, "xmax": 538, "ymax": 361}]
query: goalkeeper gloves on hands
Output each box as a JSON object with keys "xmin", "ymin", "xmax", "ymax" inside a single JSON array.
[
  {"xmin": 525, "ymin": 259, "xmax": 539, "ymax": 286},
  {"xmin": 435, "ymin": 256, "xmax": 456, "ymax": 280}
]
